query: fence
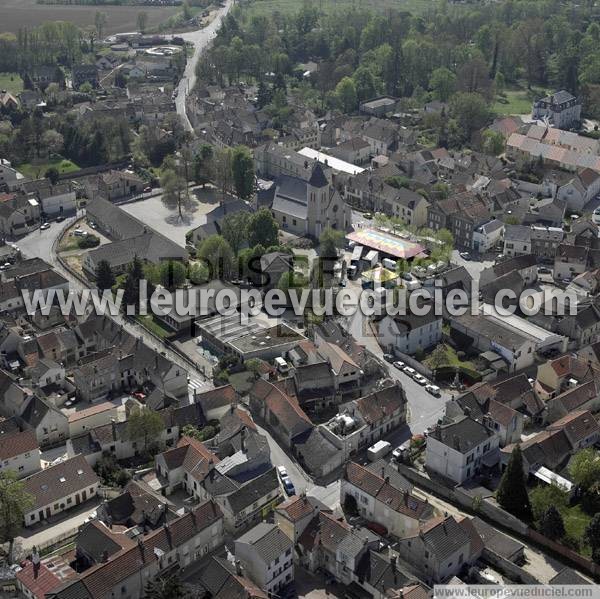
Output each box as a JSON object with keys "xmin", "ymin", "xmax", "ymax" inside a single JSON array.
[{"xmin": 397, "ymin": 464, "xmax": 600, "ymax": 581}]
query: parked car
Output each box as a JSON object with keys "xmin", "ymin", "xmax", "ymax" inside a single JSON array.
[
  {"xmin": 55, "ymin": 215, "xmax": 65, "ymax": 222},
  {"xmin": 143, "ymin": 186, "xmax": 152, "ymax": 193},
  {"xmin": 459, "ymin": 251, "xmax": 471, "ymax": 261},
  {"xmin": 403, "ymin": 366, "xmax": 416, "ymax": 377},
  {"xmin": 413, "ymin": 374, "xmax": 428, "ymax": 385},
  {"xmin": 383, "ymin": 353, "xmax": 395, "ymax": 363},
  {"xmin": 425, "ymin": 384, "xmax": 441, "ymax": 396},
  {"xmin": 393, "ymin": 360, "xmax": 405, "ymax": 370},
  {"xmin": 40, "ymin": 222, "xmax": 50, "ymax": 230},
  {"xmin": 392, "ymin": 441, "xmax": 410, "ymax": 461},
  {"xmin": 538, "ymin": 266, "xmax": 552, "ymax": 274},
  {"xmin": 277, "ymin": 465, "xmax": 288, "ymax": 481},
  {"xmin": 282, "ymin": 476, "xmax": 295, "ymax": 496},
  {"xmin": 363, "ymin": 212, "xmax": 373, "ymax": 220},
  {"xmin": 88, "ymin": 221, "xmax": 97, "ymax": 229}
]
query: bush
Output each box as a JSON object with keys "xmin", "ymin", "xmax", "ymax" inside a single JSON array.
[
  {"xmin": 94, "ymin": 454, "xmax": 131, "ymax": 488},
  {"xmin": 78, "ymin": 234, "xmax": 100, "ymax": 249}
]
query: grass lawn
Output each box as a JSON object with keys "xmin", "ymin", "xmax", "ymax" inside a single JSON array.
[
  {"xmin": 493, "ymin": 84, "xmax": 551, "ymax": 117},
  {"xmin": 241, "ymin": 0, "xmax": 435, "ymax": 17},
  {"xmin": 0, "ymin": 72, "xmax": 23, "ymax": 95},
  {"xmin": 136, "ymin": 315, "xmax": 173, "ymax": 339},
  {"xmin": 423, "ymin": 343, "xmax": 475, "ymax": 370},
  {"xmin": 17, "ymin": 156, "xmax": 79, "ymax": 180},
  {"xmin": 562, "ymin": 505, "xmax": 592, "ymax": 557}
]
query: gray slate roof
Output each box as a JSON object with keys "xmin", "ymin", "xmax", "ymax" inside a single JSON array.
[{"xmin": 236, "ymin": 522, "xmax": 292, "ymax": 564}]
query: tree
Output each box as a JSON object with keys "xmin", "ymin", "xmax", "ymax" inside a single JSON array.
[
  {"xmin": 213, "ymin": 147, "xmax": 232, "ymax": 201},
  {"xmin": 161, "ymin": 154, "xmax": 190, "ymax": 220},
  {"xmin": 530, "ymin": 482, "xmax": 569, "ymax": 521},
  {"xmin": 114, "ymin": 70, "xmax": 127, "ymax": 88},
  {"xmin": 570, "ymin": 448, "xmax": 600, "ymax": 489},
  {"xmin": 539, "ymin": 505, "xmax": 565, "ymax": 541},
  {"xmin": 449, "ymin": 92, "xmax": 492, "ymax": 144},
  {"xmin": 144, "ymin": 574, "xmax": 189, "ymax": 599},
  {"xmin": 193, "ymin": 144, "xmax": 213, "ymax": 186},
  {"xmin": 427, "ymin": 344, "xmax": 449, "ymax": 377},
  {"xmin": 158, "ymin": 261, "xmax": 186, "ymax": 289},
  {"xmin": 41, "ymin": 129, "xmax": 64, "ymax": 156},
  {"xmin": 137, "ymin": 11, "xmax": 148, "ymax": 34},
  {"xmin": 221, "ymin": 211, "xmax": 249, "ymax": 255},
  {"xmin": 123, "ymin": 256, "xmax": 144, "ymax": 309},
  {"xmin": 585, "ymin": 513, "xmax": 600, "ymax": 562},
  {"xmin": 429, "ymin": 67, "xmax": 456, "ymax": 102},
  {"xmin": 197, "ymin": 235, "xmax": 234, "ymax": 279},
  {"xmin": 96, "ymin": 259, "xmax": 115, "ymax": 291},
  {"xmin": 256, "ymin": 80, "xmax": 272, "ymax": 109},
  {"xmin": 335, "ymin": 77, "xmax": 358, "ymax": 113},
  {"xmin": 319, "ymin": 227, "xmax": 344, "ymax": 259},
  {"xmin": 94, "ymin": 11, "xmax": 107, "ymax": 40},
  {"xmin": 45, "ymin": 166, "xmax": 59, "ymax": 185},
  {"xmin": 231, "ymin": 145, "xmax": 255, "ymax": 200},
  {"xmin": 496, "ymin": 445, "xmax": 533, "ymax": 522},
  {"xmin": 247, "ymin": 207, "xmax": 278, "ymax": 248},
  {"xmin": 188, "ymin": 261, "xmax": 209, "ymax": 285},
  {"xmin": 0, "ymin": 471, "xmax": 34, "ymax": 549},
  {"xmin": 482, "ymin": 130, "xmax": 505, "ymax": 156},
  {"xmin": 127, "ymin": 407, "xmax": 164, "ymax": 454}
]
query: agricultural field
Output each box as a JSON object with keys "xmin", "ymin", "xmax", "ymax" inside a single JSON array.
[
  {"xmin": 239, "ymin": 0, "xmax": 436, "ymax": 16},
  {"xmin": 0, "ymin": 0, "xmax": 179, "ymax": 35}
]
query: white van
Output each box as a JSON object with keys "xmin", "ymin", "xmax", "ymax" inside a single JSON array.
[{"xmin": 274, "ymin": 356, "xmax": 290, "ymax": 374}]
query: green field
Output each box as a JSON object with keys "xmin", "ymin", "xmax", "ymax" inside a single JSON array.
[
  {"xmin": 17, "ymin": 156, "xmax": 79, "ymax": 179},
  {"xmin": 239, "ymin": 0, "xmax": 435, "ymax": 16},
  {"xmin": 493, "ymin": 84, "xmax": 550, "ymax": 117},
  {"xmin": 0, "ymin": 72, "xmax": 23, "ymax": 95}
]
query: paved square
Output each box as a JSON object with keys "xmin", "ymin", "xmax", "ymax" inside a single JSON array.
[{"xmin": 120, "ymin": 187, "xmax": 222, "ymax": 247}]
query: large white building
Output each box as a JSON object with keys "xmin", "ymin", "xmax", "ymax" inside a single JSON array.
[
  {"xmin": 425, "ymin": 417, "xmax": 499, "ymax": 484},
  {"xmin": 235, "ymin": 522, "xmax": 294, "ymax": 596},
  {"xmin": 378, "ymin": 311, "xmax": 442, "ymax": 356}
]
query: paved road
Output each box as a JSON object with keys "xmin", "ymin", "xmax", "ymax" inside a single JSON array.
[
  {"xmin": 175, "ymin": 0, "xmax": 234, "ymax": 132},
  {"xmin": 342, "ymin": 278, "xmax": 449, "ymax": 436},
  {"xmin": 18, "ymin": 219, "xmax": 212, "ymax": 390}
]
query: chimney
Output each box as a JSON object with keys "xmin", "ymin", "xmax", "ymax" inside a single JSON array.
[
  {"xmin": 111, "ymin": 418, "xmax": 116, "ymax": 438},
  {"xmin": 385, "ymin": 476, "xmax": 389, "ymax": 484},
  {"xmin": 235, "ymin": 560, "xmax": 243, "ymax": 576},
  {"xmin": 240, "ymin": 427, "xmax": 247, "ymax": 453},
  {"xmin": 390, "ymin": 555, "xmax": 397, "ymax": 571},
  {"xmin": 381, "ymin": 466, "xmax": 385, "ymax": 478},
  {"xmin": 101, "ymin": 549, "xmax": 109, "ymax": 563}
]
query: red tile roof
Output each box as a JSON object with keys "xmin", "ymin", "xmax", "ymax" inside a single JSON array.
[
  {"xmin": 16, "ymin": 559, "xmax": 73, "ymax": 599},
  {"xmin": 0, "ymin": 428, "xmax": 38, "ymax": 460},
  {"xmin": 78, "ymin": 500, "xmax": 222, "ymax": 599},
  {"xmin": 276, "ymin": 495, "xmax": 315, "ymax": 522}
]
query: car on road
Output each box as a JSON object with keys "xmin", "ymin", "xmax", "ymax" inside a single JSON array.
[
  {"xmin": 459, "ymin": 251, "xmax": 471, "ymax": 261},
  {"xmin": 402, "ymin": 366, "xmax": 416, "ymax": 377},
  {"xmin": 40, "ymin": 222, "xmax": 50, "ymax": 230},
  {"xmin": 393, "ymin": 360, "xmax": 405, "ymax": 370},
  {"xmin": 88, "ymin": 221, "xmax": 97, "ymax": 229},
  {"xmin": 383, "ymin": 353, "xmax": 395, "ymax": 363},
  {"xmin": 277, "ymin": 465, "xmax": 288, "ymax": 480},
  {"xmin": 413, "ymin": 374, "xmax": 428, "ymax": 385},
  {"xmin": 55, "ymin": 215, "xmax": 65, "ymax": 222},
  {"xmin": 143, "ymin": 186, "xmax": 152, "ymax": 193},
  {"xmin": 281, "ymin": 476, "xmax": 295, "ymax": 496},
  {"xmin": 363, "ymin": 212, "xmax": 373, "ymax": 220},
  {"xmin": 538, "ymin": 266, "xmax": 552, "ymax": 274},
  {"xmin": 425, "ymin": 384, "xmax": 441, "ymax": 396}
]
